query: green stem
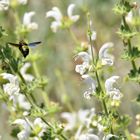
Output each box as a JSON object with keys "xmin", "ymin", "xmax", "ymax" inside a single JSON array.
[
  {"xmin": 55, "ymin": 69, "xmax": 74, "ymax": 112},
  {"xmin": 41, "ymin": 117, "xmax": 68, "ymax": 140},
  {"xmin": 33, "ymin": 62, "xmax": 40, "ymax": 78},
  {"xmin": 68, "ymin": 28, "xmax": 79, "ymax": 44},
  {"xmin": 17, "ymin": 70, "xmax": 37, "ymax": 104},
  {"xmin": 17, "ymin": 71, "xmax": 26, "ymax": 84},
  {"xmin": 102, "ymin": 98, "xmax": 108, "ymax": 116},
  {"xmin": 95, "ymin": 71, "xmax": 102, "ymax": 91},
  {"xmin": 128, "ymin": 40, "xmax": 137, "ymax": 71},
  {"xmin": 122, "ymin": 14, "xmax": 137, "ymax": 72}
]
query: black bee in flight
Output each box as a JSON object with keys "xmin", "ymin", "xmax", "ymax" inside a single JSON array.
[{"xmin": 8, "ymin": 40, "xmax": 41, "ymax": 58}]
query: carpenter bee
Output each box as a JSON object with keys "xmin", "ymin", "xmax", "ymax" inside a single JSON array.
[{"xmin": 8, "ymin": 40, "xmax": 41, "ymax": 57}]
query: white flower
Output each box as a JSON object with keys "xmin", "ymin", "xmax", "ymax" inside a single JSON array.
[
  {"xmin": 61, "ymin": 112, "xmax": 76, "ymax": 131},
  {"xmin": 105, "ymin": 76, "xmax": 122, "ymax": 100},
  {"xmin": 83, "ymin": 108, "xmax": 95, "ymax": 127},
  {"xmin": 91, "ymin": 31, "xmax": 96, "ymax": 41},
  {"xmin": 125, "ymin": 11, "xmax": 133, "ymax": 24},
  {"xmin": 0, "ymin": 0, "xmax": 9, "ymax": 11},
  {"xmin": 78, "ymin": 134, "xmax": 99, "ymax": 140},
  {"xmin": 78, "ymin": 109, "xmax": 91, "ymax": 123},
  {"xmin": 13, "ymin": 94, "xmax": 31, "ymax": 111},
  {"xmin": 20, "ymin": 62, "xmax": 34, "ymax": 82},
  {"xmin": 75, "ymin": 52, "xmax": 91, "ymax": 64},
  {"xmin": 75, "ymin": 126, "xmax": 99, "ymax": 140},
  {"xmin": 99, "ymin": 42, "xmax": 114, "ymax": 66},
  {"xmin": 87, "ymin": 30, "xmax": 97, "ymax": 41},
  {"xmin": 103, "ymin": 134, "xmax": 119, "ymax": 140},
  {"xmin": 77, "ymin": 108, "xmax": 95, "ymax": 128},
  {"xmin": 67, "ymin": 4, "xmax": 80, "ymax": 22},
  {"xmin": 23, "ymin": 11, "xmax": 38, "ymax": 30},
  {"xmin": 46, "ymin": 7, "xmax": 62, "ymax": 32},
  {"xmin": 14, "ymin": 118, "xmax": 47, "ymax": 140},
  {"xmin": 61, "ymin": 108, "xmax": 95, "ymax": 131},
  {"xmin": 33, "ymin": 118, "xmax": 47, "ymax": 138},
  {"xmin": 0, "ymin": 73, "xmax": 20, "ymax": 97},
  {"xmin": 46, "ymin": 4, "xmax": 79, "ymax": 32},
  {"xmin": 0, "ymin": 73, "xmax": 31, "ymax": 111},
  {"xmin": 97, "ymin": 124, "xmax": 105, "ymax": 132},
  {"xmin": 75, "ymin": 64, "xmax": 88, "ymax": 75},
  {"xmin": 17, "ymin": 0, "xmax": 27, "ymax": 5},
  {"xmin": 75, "ymin": 52, "xmax": 91, "ymax": 75},
  {"xmin": 82, "ymin": 74, "xmax": 96, "ymax": 99},
  {"xmin": 13, "ymin": 119, "xmax": 31, "ymax": 140}
]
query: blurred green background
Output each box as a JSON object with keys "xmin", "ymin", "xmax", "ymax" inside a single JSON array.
[{"xmin": 0, "ymin": 0, "xmax": 140, "ymax": 139}]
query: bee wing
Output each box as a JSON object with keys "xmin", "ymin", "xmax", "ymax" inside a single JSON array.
[
  {"xmin": 8, "ymin": 42, "xmax": 20, "ymax": 47},
  {"xmin": 28, "ymin": 41, "xmax": 41, "ymax": 48}
]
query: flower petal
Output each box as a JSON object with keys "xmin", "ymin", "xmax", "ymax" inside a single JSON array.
[
  {"xmin": 17, "ymin": 0, "xmax": 27, "ymax": 5},
  {"xmin": 75, "ymin": 52, "xmax": 90, "ymax": 63},
  {"xmin": 61, "ymin": 112, "xmax": 76, "ymax": 131},
  {"xmin": 99, "ymin": 42, "xmax": 114, "ymax": 66},
  {"xmin": 67, "ymin": 4, "xmax": 79, "ymax": 22},
  {"xmin": 23, "ymin": 11, "xmax": 38, "ymax": 30},
  {"xmin": 105, "ymin": 76, "xmax": 119, "ymax": 93},
  {"xmin": 46, "ymin": 7, "xmax": 62, "ymax": 21},
  {"xmin": 20, "ymin": 63, "xmax": 34, "ymax": 82},
  {"xmin": 0, "ymin": 0, "xmax": 9, "ymax": 11}
]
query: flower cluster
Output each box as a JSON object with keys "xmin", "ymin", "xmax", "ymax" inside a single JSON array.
[
  {"xmin": 74, "ymin": 32, "xmax": 122, "ymax": 103},
  {"xmin": 0, "ymin": 62, "xmax": 45, "ymax": 139},
  {"xmin": 0, "ymin": 73, "xmax": 31, "ymax": 114},
  {"xmin": 20, "ymin": 62, "xmax": 34, "ymax": 82},
  {"xmin": 125, "ymin": 2, "xmax": 140, "ymax": 26},
  {"xmin": 61, "ymin": 108, "xmax": 118, "ymax": 140},
  {"xmin": 23, "ymin": 11, "xmax": 38, "ymax": 31},
  {"xmin": 46, "ymin": 4, "xmax": 80, "ymax": 32},
  {"xmin": 13, "ymin": 117, "xmax": 47, "ymax": 140},
  {"xmin": 0, "ymin": 0, "xmax": 28, "ymax": 11}
]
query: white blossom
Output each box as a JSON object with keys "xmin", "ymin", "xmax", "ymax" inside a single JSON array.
[
  {"xmin": 13, "ymin": 94, "xmax": 31, "ymax": 111},
  {"xmin": 17, "ymin": 0, "xmax": 27, "ymax": 5},
  {"xmin": 97, "ymin": 124, "xmax": 106, "ymax": 132},
  {"xmin": 46, "ymin": 7, "xmax": 62, "ymax": 32},
  {"xmin": 83, "ymin": 108, "xmax": 95, "ymax": 127},
  {"xmin": 125, "ymin": 11, "xmax": 133, "ymax": 24},
  {"xmin": 91, "ymin": 31, "xmax": 96, "ymax": 41},
  {"xmin": 13, "ymin": 119, "xmax": 31, "ymax": 140},
  {"xmin": 46, "ymin": 4, "xmax": 79, "ymax": 32},
  {"xmin": 75, "ymin": 52, "xmax": 91, "ymax": 75},
  {"xmin": 78, "ymin": 134, "xmax": 99, "ymax": 140},
  {"xmin": 61, "ymin": 112, "xmax": 76, "ymax": 131},
  {"xmin": 23, "ymin": 11, "xmax": 38, "ymax": 30},
  {"xmin": 82, "ymin": 74, "xmax": 96, "ymax": 99},
  {"xmin": 75, "ymin": 52, "xmax": 91, "ymax": 64},
  {"xmin": 67, "ymin": 4, "xmax": 80, "ymax": 22},
  {"xmin": 0, "ymin": 0, "xmax": 9, "ymax": 11},
  {"xmin": 105, "ymin": 76, "xmax": 122, "ymax": 100},
  {"xmin": 103, "ymin": 134, "xmax": 119, "ymax": 140},
  {"xmin": 87, "ymin": 30, "xmax": 96, "ymax": 41},
  {"xmin": 99, "ymin": 42, "xmax": 114, "ymax": 66},
  {"xmin": 0, "ymin": 73, "xmax": 31, "ymax": 111},
  {"xmin": 75, "ymin": 64, "xmax": 88, "ymax": 75},
  {"xmin": 14, "ymin": 118, "xmax": 47, "ymax": 140},
  {"xmin": 78, "ymin": 109, "xmax": 91, "ymax": 123},
  {"xmin": 0, "ymin": 73, "xmax": 20, "ymax": 97},
  {"xmin": 33, "ymin": 118, "xmax": 47, "ymax": 138},
  {"xmin": 75, "ymin": 126, "xmax": 99, "ymax": 140},
  {"xmin": 61, "ymin": 108, "xmax": 95, "ymax": 131},
  {"xmin": 20, "ymin": 62, "xmax": 34, "ymax": 82}
]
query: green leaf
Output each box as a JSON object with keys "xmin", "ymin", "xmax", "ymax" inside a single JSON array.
[{"xmin": 0, "ymin": 26, "xmax": 7, "ymax": 38}]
